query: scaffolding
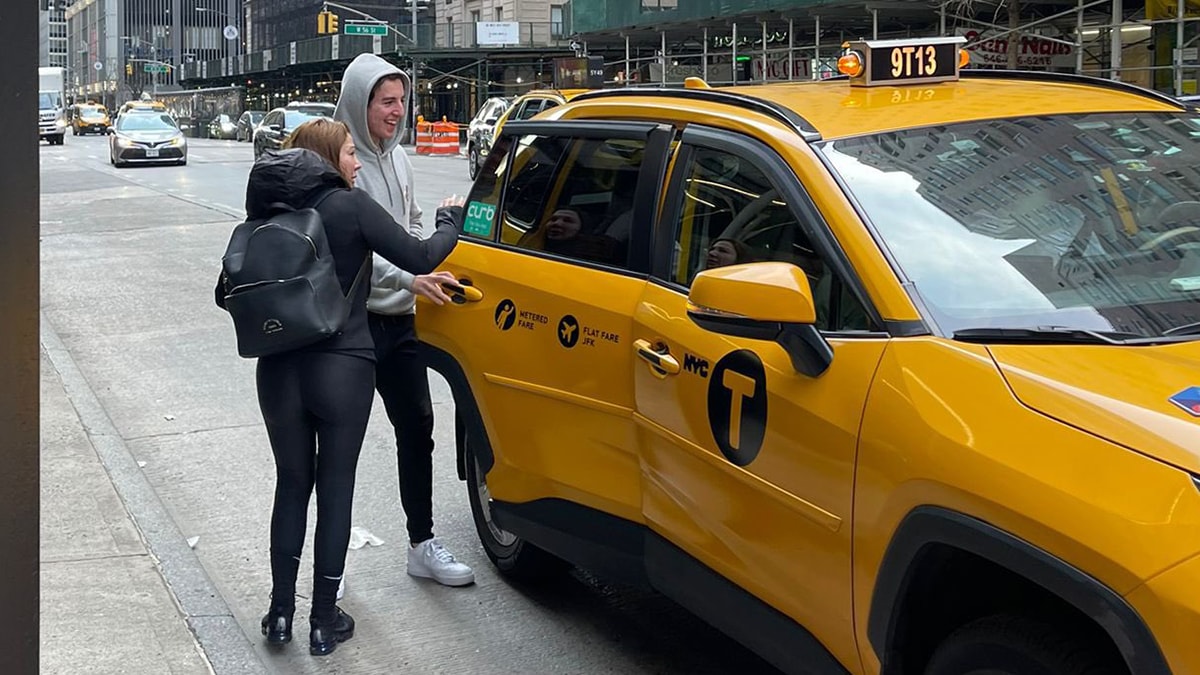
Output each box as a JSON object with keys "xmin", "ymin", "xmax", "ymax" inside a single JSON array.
[{"xmin": 574, "ymin": 0, "xmax": 1200, "ymax": 97}]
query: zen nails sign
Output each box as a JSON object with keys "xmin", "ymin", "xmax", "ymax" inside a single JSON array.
[{"xmin": 960, "ymin": 29, "xmax": 1075, "ymax": 69}]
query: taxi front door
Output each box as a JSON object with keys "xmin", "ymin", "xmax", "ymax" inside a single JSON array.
[{"xmin": 631, "ymin": 126, "xmax": 886, "ymax": 669}]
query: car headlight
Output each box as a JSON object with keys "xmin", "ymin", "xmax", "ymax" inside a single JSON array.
[
  {"xmin": 116, "ymin": 136, "xmax": 135, "ymax": 148},
  {"xmin": 168, "ymin": 137, "xmax": 184, "ymax": 147},
  {"xmin": 56, "ymin": 119, "xmax": 67, "ymax": 128}
]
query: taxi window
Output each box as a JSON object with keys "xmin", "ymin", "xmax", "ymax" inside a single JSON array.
[
  {"xmin": 668, "ymin": 145, "xmax": 869, "ymax": 332},
  {"xmin": 461, "ymin": 134, "xmax": 514, "ymax": 241},
  {"xmin": 501, "ymin": 133, "xmax": 645, "ymax": 270}
]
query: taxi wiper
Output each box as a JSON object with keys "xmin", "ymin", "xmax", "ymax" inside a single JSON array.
[
  {"xmin": 1163, "ymin": 321, "xmax": 1200, "ymax": 337},
  {"xmin": 952, "ymin": 327, "xmax": 1153, "ymax": 345}
]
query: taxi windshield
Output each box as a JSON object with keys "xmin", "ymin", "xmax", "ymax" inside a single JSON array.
[
  {"xmin": 117, "ymin": 113, "xmax": 178, "ymax": 132},
  {"xmin": 80, "ymin": 105, "xmax": 106, "ymax": 119},
  {"xmin": 822, "ymin": 111, "xmax": 1200, "ymax": 339}
]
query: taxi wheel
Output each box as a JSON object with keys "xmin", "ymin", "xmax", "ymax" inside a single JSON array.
[
  {"xmin": 924, "ymin": 614, "xmax": 1122, "ymax": 675},
  {"xmin": 464, "ymin": 428, "xmax": 568, "ymax": 581},
  {"xmin": 467, "ymin": 145, "xmax": 479, "ymax": 180}
]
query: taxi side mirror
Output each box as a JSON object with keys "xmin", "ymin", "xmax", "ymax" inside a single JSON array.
[{"xmin": 686, "ymin": 262, "xmax": 833, "ymax": 378}]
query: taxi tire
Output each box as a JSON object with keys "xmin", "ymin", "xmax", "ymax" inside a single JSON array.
[
  {"xmin": 924, "ymin": 614, "xmax": 1123, "ymax": 675},
  {"xmin": 464, "ymin": 432, "xmax": 568, "ymax": 582},
  {"xmin": 467, "ymin": 144, "xmax": 479, "ymax": 180}
]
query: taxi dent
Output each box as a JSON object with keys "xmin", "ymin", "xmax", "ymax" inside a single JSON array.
[{"xmin": 419, "ymin": 36, "xmax": 1200, "ymax": 675}]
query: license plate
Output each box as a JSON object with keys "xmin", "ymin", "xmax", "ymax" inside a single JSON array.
[{"xmin": 145, "ymin": 148, "xmax": 159, "ymax": 158}]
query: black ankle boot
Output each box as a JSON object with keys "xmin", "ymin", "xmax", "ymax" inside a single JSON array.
[
  {"xmin": 260, "ymin": 602, "xmax": 294, "ymax": 645},
  {"xmin": 309, "ymin": 607, "xmax": 355, "ymax": 656}
]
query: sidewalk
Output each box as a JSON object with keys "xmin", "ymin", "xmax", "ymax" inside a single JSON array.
[{"xmin": 40, "ymin": 330, "xmax": 265, "ymax": 675}]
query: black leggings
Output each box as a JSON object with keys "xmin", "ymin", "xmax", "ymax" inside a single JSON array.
[{"xmin": 256, "ymin": 351, "xmax": 375, "ymax": 613}]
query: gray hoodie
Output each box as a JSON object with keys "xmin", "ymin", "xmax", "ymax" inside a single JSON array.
[{"xmin": 334, "ymin": 53, "xmax": 424, "ymax": 316}]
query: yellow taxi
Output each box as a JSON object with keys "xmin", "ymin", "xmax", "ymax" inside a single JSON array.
[
  {"xmin": 420, "ymin": 36, "xmax": 1200, "ymax": 674},
  {"xmin": 490, "ymin": 87, "xmax": 588, "ymax": 138},
  {"xmin": 70, "ymin": 102, "xmax": 111, "ymax": 135}
]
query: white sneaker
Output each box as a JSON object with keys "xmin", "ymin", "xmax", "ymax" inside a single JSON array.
[
  {"xmin": 336, "ymin": 575, "xmax": 346, "ymax": 601},
  {"xmin": 407, "ymin": 538, "xmax": 475, "ymax": 586}
]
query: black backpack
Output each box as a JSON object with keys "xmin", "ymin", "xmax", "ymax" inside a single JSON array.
[{"xmin": 217, "ymin": 189, "xmax": 369, "ymax": 358}]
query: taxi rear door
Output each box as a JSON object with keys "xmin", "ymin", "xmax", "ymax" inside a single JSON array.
[
  {"xmin": 420, "ymin": 120, "xmax": 674, "ymax": 530},
  {"xmin": 632, "ymin": 125, "xmax": 889, "ymax": 670}
]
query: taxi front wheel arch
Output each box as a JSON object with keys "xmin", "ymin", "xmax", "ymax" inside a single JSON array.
[
  {"xmin": 925, "ymin": 614, "xmax": 1125, "ymax": 675},
  {"xmin": 463, "ymin": 423, "xmax": 568, "ymax": 581}
]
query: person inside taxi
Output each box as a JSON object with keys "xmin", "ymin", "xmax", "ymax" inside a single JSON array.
[
  {"xmin": 523, "ymin": 207, "xmax": 625, "ymax": 265},
  {"xmin": 703, "ymin": 237, "xmax": 753, "ymax": 269}
]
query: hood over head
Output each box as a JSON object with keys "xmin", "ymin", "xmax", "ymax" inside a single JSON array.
[
  {"xmin": 244, "ymin": 148, "xmax": 345, "ymax": 219},
  {"xmin": 334, "ymin": 53, "xmax": 411, "ymax": 157}
]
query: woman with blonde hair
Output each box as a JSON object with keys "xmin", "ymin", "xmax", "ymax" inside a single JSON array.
[{"xmin": 217, "ymin": 116, "xmax": 463, "ymax": 656}]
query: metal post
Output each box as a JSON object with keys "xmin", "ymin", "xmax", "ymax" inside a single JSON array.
[
  {"xmin": 732, "ymin": 22, "xmax": 738, "ymax": 85},
  {"xmin": 624, "ymin": 33, "xmax": 631, "ymax": 87},
  {"xmin": 940, "ymin": 2, "xmax": 947, "ymax": 35},
  {"xmin": 789, "ymin": 17, "xmax": 796, "ymax": 81},
  {"xmin": 703, "ymin": 26, "xmax": 708, "ymax": 81},
  {"xmin": 152, "ymin": 43, "xmax": 157, "ymax": 97},
  {"xmin": 1177, "ymin": 0, "xmax": 1186, "ymax": 95},
  {"xmin": 872, "ymin": 8, "xmax": 878, "ymax": 39},
  {"xmin": 1111, "ymin": 0, "xmax": 1122, "ymax": 80},
  {"xmin": 1077, "ymin": 0, "xmax": 1085, "ymax": 73},
  {"xmin": 809, "ymin": 16, "xmax": 815, "ymax": 80},
  {"xmin": 762, "ymin": 21, "xmax": 768, "ymax": 82},
  {"xmin": 411, "ymin": 0, "xmax": 419, "ymax": 138},
  {"xmin": 661, "ymin": 30, "xmax": 667, "ymax": 84}
]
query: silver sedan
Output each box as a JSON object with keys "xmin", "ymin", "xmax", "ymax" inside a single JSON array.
[{"xmin": 109, "ymin": 112, "xmax": 188, "ymax": 167}]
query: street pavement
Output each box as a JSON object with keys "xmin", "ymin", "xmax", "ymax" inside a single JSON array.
[{"xmin": 38, "ymin": 134, "xmax": 778, "ymax": 674}]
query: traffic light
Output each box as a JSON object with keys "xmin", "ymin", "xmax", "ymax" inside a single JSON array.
[
  {"xmin": 125, "ymin": 63, "xmax": 133, "ymax": 76},
  {"xmin": 317, "ymin": 10, "xmax": 339, "ymax": 35}
]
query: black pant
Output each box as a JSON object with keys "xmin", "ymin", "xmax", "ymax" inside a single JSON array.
[
  {"xmin": 368, "ymin": 312, "xmax": 436, "ymax": 545},
  {"xmin": 256, "ymin": 351, "xmax": 375, "ymax": 616}
]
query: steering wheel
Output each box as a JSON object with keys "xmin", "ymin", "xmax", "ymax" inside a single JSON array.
[
  {"xmin": 1154, "ymin": 201, "xmax": 1200, "ymax": 228},
  {"xmin": 1138, "ymin": 226, "xmax": 1200, "ymax": 253},
  {"xmin": 720, "ymin": 189, "xmax": 780, "ymax": 240}
]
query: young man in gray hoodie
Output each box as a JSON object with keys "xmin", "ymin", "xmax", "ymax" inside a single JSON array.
[{"xmin": 334, "ymin": 53, "xmax": 474, "ymax": 587}]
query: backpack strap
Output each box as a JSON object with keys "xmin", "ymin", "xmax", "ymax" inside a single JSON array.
[{"xmin": 303, "ymin": 186, "xmax": 369, "ymax": 301}]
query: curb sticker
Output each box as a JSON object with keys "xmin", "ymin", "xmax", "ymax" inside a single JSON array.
[
  {"xmin": 494, "ymin": 299, "xmax": 516, "ymax": 331},
  {"xmin": 707, "ymin": 350, "xmax": 768, "ymax": 467},
  {"xmin": 1169, "ymin": 386, "xmax": 1200, "ymax": 417},
  {"xmin": 557, "ymin": 315, "xmax": 580, "ymax": 348},
  {"xmin": 463, "ymin": 200, "xmax": 495, "ymax": 238}
]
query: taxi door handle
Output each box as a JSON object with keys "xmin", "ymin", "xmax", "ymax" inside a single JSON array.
[
  {"xmin": 441, "ymin": 278, "xmax": 484, "ymax": 304},
  {"xmin": 634, "ymin": 339, "xmax": 680, "ymax": 375}
]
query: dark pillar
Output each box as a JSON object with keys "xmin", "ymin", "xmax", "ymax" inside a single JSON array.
[{"xmin": 0, "ymin": 1, "xmax": 41, "ymax": 673}]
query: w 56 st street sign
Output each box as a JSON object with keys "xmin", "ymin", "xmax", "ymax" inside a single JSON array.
[{"xmin": 344, "ymin": 21, "xmax": 387, "ymax": 36}]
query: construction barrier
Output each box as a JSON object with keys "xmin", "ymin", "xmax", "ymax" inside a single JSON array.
[
  {"xmin": 431, "ymin": 118, "xmax": 461, "ymax": 156},
  {"xmin": 415, "ymin": 118, "xmax": 434, "ymax": 155}
]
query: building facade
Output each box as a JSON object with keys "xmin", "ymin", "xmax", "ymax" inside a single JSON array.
[
  {"xmin": 40, "ymin": 1, "xmax": 70, "ymax": 69},
  {"xmin": 66, "ymin": 0, "xmax": 244, "ymax": 106}
]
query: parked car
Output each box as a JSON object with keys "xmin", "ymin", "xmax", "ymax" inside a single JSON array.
[
  {"xmin": 235, "ymin": 110, "xmax": 265, "ymax": 142},
  {"xmin": 253, "ymin": 102, "xmax": 335, "ymax": 158},
  {"xmin": 207, "ymin": 113, "xmax": 239, "ymax": 140},
  {"xmin": 109, "ymin": 110, "xmax": 187, "ymax": 167},
  {"xmin": 419, "ymin": 37, "xmax": 1200, "ymax": 675},
  {"xmin": 465, "ymin": 97, "xmax": 511, "ymax": 180}
]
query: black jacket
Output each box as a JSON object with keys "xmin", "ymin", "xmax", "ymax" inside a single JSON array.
[{"xmin": 217, "ymin": 148, "xmax": 460, "ymax": 357}]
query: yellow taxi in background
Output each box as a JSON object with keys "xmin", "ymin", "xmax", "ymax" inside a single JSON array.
[
  {"xmin": 420, "ymin": 36, "xmax": 1200, "ymax": 675},
  {"xmin": 489, "ymin": 87, "xmax": 587, "ymax": 139},
  {"xmin": 70, "ymin": 102, "xmax": 111, "ymax": 135}
]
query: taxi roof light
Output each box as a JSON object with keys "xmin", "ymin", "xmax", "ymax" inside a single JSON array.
[
  {"xmin": 837, "ymin": 51, "xmax": 864, "ymax": 78},
  {"xmin": 959, "ymin": 48, "xmax": 971, "ymax": 68}
]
